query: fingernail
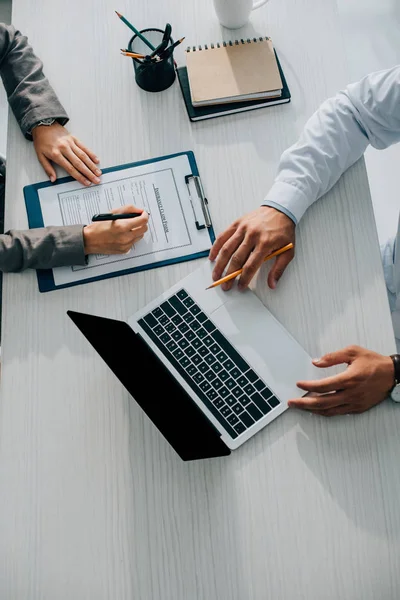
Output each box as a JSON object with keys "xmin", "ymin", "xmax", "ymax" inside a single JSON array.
[
  {"xmin": 95, "ymin": 169, "xmax": 102, "ymax": 176},
  {"xmin": 94, "ymin": 156, "xmax": 99, "ymax": 162},
  {"xmin": 270, "ymin": 280, "xmax": 277, "ymax": 289},
  {"xmin": 94, "ymin": 177, "xmax": 101, "ymax": 184},
  {"xmin": 50, "ymin": 176, "xmax": 55, "ymax": 183},
  {"xmin": 313, "ymin": 358, "xmax": 321, "ymax": 364},
  {"xmin": 85, "ymin": 180, "xmax": 91, "ymax": 186}
]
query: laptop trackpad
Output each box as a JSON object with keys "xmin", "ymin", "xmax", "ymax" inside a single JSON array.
[{"xmin": 211, "ymin": 291, "xmax": 320, "ymax": 402}]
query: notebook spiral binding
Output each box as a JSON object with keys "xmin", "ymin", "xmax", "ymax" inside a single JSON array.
[{"xmin": 186, "ymin": 36, "xmax": 270, "ymax": 52}]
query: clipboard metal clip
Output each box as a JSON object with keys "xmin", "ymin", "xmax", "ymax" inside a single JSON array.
[{"xmin": 185, "ymin": 174, "xmax": 212, "ymax": 231}]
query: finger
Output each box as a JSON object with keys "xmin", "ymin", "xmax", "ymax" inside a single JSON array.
[
  {"xmin": 237, "ymin": 248, "xmax": 267, "ymax": 290},
  {"xmin": 62, "ymin": 146, "xmax": 101, "ymax": 185},
  {"xmin": 72, "ymin": 142, "xmax": 102, "ymax": 178},
  {"xmin": 267, "ymin": 247, "xmax": 295, "ymax": 289},
  {"xmin": 212, "ymin": 230, "xmax": 245, "ymax": 284},
  {"xmin": 296, "ymin": 371, "xmax": 351, "ymax": 394},
  {"xmin": 209, "ymin": 223, "xmax": 239, "ymax": 262},
  {"xmin": 38, "ymin": 153, "xmax": 57, "ymax": 183},
  {"xmin": 51, "ymin": 152, "xmax": 92, "ymax": 186},
  {"xmin": 114, "ymin": 212, "xmax": 148, "ymax": 231},
  {"xmin": 221, "ymin": 234, "xmax": 255, "ymax": 291},
  {"xmin": 73, "ymin": 137, "xmax": 100, "ymax": 164},
  {"xmin": 312, "ymin": 346, "xmax": 360, "ymax": 368},
  {"xmin": 288, "ymin": 391, "xmax": 348, "ymax": 411},
  {"xmin": 110, "ymin": 204, "xmax": 146, "ymax": 217}
]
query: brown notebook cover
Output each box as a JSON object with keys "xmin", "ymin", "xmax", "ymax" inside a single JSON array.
[{"xmin": 186, "ymin": 38, "xmax": 283, "ymax": 107}]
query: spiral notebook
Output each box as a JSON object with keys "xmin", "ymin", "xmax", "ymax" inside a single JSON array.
[{"xmin": 186, "ymin": 37, "xmax": 283, "ymax": 107}]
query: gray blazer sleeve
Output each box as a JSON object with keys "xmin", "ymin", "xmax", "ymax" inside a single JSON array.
[
  {"xmin": 0, "ymin": 23, "xmax": 69, "ymax": 139},
  {"xmin": 0, "ymin": 225, "xmax": 87, "ymax": 272}
]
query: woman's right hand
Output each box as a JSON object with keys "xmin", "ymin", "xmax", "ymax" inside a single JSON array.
[{"xmin": 83, "ymin": 204, "xmax": 149, "ymax": 255}]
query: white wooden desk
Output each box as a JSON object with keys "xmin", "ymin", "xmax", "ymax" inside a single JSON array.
[{"xmin": 1, "ymin": 0, "xmax": 400, "ymax": 598}]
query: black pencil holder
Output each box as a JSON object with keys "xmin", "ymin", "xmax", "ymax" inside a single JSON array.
[{"xmin": 128, "ymin": 28, "xmax": 176, "ymax": 92}]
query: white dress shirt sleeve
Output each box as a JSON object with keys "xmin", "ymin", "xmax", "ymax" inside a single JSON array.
[{"xmin": 263, "ymin": 66, "xmax": 400, "ymax": 223}]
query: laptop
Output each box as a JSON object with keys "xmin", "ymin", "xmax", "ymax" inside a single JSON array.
[{"xmin": 68, "ymin": 261, "xmax": 318, "ymax": 461}]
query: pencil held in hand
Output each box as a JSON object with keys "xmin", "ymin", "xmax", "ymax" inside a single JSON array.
[{"xmin": 206, "ymin": 243, "xmax": 294, "ymax": 290}]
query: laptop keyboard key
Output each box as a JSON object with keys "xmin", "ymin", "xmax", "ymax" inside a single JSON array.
[
  {"xmin": 213, "ymin": 397, "xmax": 224, "ymax": 409},
  {"xmin": 227, "ymin": 413, "xmax": 240, "ymax": 426},
  {"xmin": 254, "ymin": 379, "xmax": 265, "ymax": 392},
  {"xmin": 244, "ymin": 383, "xmax": 254, "ymax": 396},
  {"xmin": 226, "ymin": 395, "xmax": 236, "ymax": 406},
  {"xmin": 240, "ymin": 394, "xmax": 251, "ymax": 407},
  {"xmin": 200, "ymin": 381, "xmax": 211, "ymax": 393},
  {"xmin": 186, "ymin": 331, "xmax": 196, "ymax": 341},
  {"xmin": 232, "ymin": 386, "xmax": 242, "ymax": 398},
  {"xmin": 190, "ymin": 304, "xmax": 201, "ymax": 315},
  {"xmin": 203, "ymin": 336, "xmax": 213, "ymax": 347},
  {"xmin": 268, "ymin": 396, "xmax": 280, "ymax": 408},
  {"xmin": 204, "ymin": 369, "xmax": 217, "ymax": 382},
  {"xmin": 172, "ymin": 331, "xmax": 183, "ymax": 341},
  {"xmin": 211, "ymin": 362, "xmax": 223, "ymax": 374},
  {"xmin": 206, "ymin": 389, "xmax": 218, "ymax": 401},
  {"xmin": 251, "ymin": 393, "xmax": 271, "ymax": 414},
  {"xmin": 169, "ymin": 296, "xmax": 187, "ymax": 315},
  {"xmin": 197, "ymin": 312, "xmax": 208, "ymax": 324},
  {"xmin": 144, "ymin": 313, "xmax": 157, "ymax": 328},
  {"xmin": 172, "ymin": 314, "xmax": 183, "ymax": 326},
  {"xmin": 166, "ymin": 340, "xmax": 178, "ymax": 352},
  {"xmin": 185, "ymin": 346, "xmax": 195, "ymax": 358},
  {"xmin": 230, "ymin": 367, "xmax": 241, "ymax": 379},
  {"xmin": 179, "ymin": 356, "xmax": 190, "ymax": 369},
  {"xmin": 210, "ymin": 344, "xmax": 220, "ymax": 354},
  {"xmin": 232, "ymin": 403, "xmax": 244, "ymax": 415},
  {"xmin": 220, "ymin": 405, "xmax": 231, "ymax": 418},
  {"xmin": 191, "ymin": 321, "xmax": 201, "ymax": 332},
  {"xmin": 152, "ymin": 307, "xmax": 163, "ymax": 319},
  {"xmin": 224, "ymin": 360, "xmax": 235, "ymax": 371},
  {"xmin": 187, "ymin": 365, "xmax": 197, "ymax": 377},
  {"xmin": 192, "ymin": 355, "xmax": 202, "ymax": 365},
  {"xmin": 154, "ymin": 325, "xmax": 164, "ymax": 336},
  {"xmin": 183, "ymin": 313, "xmax": 195, "ymax": 324},
  {"xmin": 161, "ymin": 301, "xmax": 176, "ymax": 318},
  {"xmin": 219, "ymin": 370, "xmax": 229, "ymax": 382},
  {"xmin": 213, "ymin": 379, "xmax": 223, "ymax": 390},
  {"xmin": 205, "ymin": 354, "xmax": 216, "ymax": 366},
  {"xmin": 246, "ymin": 370, "xmax": 258, "ymax": 383},
  {"xmin": 237, "ymin": 375, "xmax": 248, "ymax": 387},
  {"xmin": 198, "ymin": 346, "xmax": 208, "ymax": 357},
  {"xmin": 192, "ymin": 338, "xmax": 202, "ymax": 349},
  {"xmin": 219, "ymin": 386, "xmax": 229, "ymax": 399},
  {"xmin": 166, "ymin": 323, "xmax": 176, "ymax": 334},
  {"xmin": 247, "ymin": 403, "xmax": 263, "ymax": 421},
  {"xmin": 178, "ymin": 339, "xmax": 190, "ymax": 350},
  {"xmin": 173, "ymin": 349, "xmax": 184, "ymax": 360},
  {"xmin": 197, "ymin": 328, "xmax": 207, "ymax": 339},
  {"xmin": 159, "ymin": 315, "xmax": 169, "ymax": 326},
  {"xmin": 183, "ymin": 297, "xmax": 195, "ymax": 308},
  {"xmin": 240, "ymin": 411, "xmax": 255, "ymax": 428},
  {"xmin": 198, "ymin": 362, "xmax": 209, "ymax": 374},
  {"xmin": 216, "ymin": 351, "xmax": 228, "ymax": 363},
  {"xmin": 180, "ymin": 323, "xmax": 189, "ymax": 334},
  {"xmin": 226, "ymin": 378, "xmax": 236, "ymax": 390},
  {"xmin": 177, "ymin": 290, "xmax": 188, "ymax": 300},
  {"xmin": 234, "ymin": 422, "xmax": 246, "ymax": 435},
  {"xmin": 203, "ymin": 320, "xmax": 216, "ymax": 333},
  {"xmin": 193, "ymin": 372, "xmax": 204, "ymax": 384},
  {"xmin": 160, "ymin": 332, "xmax": 171, "ymax": 344}
]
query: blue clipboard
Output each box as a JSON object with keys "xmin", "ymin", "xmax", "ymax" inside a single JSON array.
[{"xmin": 24, "ymin": 151, "xmax": 215, "ymax": 292}]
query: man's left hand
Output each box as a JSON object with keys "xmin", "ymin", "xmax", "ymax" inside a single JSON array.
[
  {"xmin": 288, "ymin": 345, "xmax": 395, "ymax": 416},
  {"xmin": 32, "ymin": 122, "xmax": 101, "ymax": 186}
]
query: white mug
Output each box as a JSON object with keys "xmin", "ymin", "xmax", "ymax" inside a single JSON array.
[{"xmin": 213, "ymin": 0, "xmax": 270, "ymax": 29}]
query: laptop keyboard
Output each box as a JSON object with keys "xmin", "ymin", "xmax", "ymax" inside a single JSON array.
[{"xmin": 137, "ymin": 289, "xmax": 280, "ymax": 439}]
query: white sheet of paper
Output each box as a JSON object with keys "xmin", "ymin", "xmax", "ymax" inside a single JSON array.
[{"xmin": 37, "ymin": 154, "xmax": 212, "ymax": 286}]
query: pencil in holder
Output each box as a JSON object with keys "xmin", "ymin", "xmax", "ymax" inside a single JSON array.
[{"xmin": 128, "ymin": 28, "xmax": 176, "ymax": 92}]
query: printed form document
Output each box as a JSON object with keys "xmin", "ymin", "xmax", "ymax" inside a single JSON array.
[{"xmin": 37, "ymin": 154, "xmax": 212, "ymax": 287}]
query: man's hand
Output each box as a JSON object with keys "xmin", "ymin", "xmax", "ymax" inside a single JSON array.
[
  {"xmin": 209, "ymin": 206, "xmax": 295, "ymax": 291},
  {"xmin": 288, "ymin": 346, "xmax": 395, "ymax": 417},
  {"xmin": 83, "ymin": 205, "xmax": 149, "ymax": 255},
  {"xmin": 32, "ymin": 122, "xmax": 101, "ymax": 186}
]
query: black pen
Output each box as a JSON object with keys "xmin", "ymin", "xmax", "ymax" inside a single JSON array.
[{"xmin": 92, "ymin": 212, "xmax": 149, "ymax": 222}]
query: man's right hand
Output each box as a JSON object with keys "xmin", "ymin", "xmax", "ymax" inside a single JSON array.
[
  {"xmin": 209, "ymin": 206, "xmax": 296, "ymax": 291},
  {"xmin": 83, "ymin": 205, "xmax": 149, "ymax": 255}
]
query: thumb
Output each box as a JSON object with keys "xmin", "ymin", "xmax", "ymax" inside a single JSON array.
[
  {"xmin": 313, "ymin": 346, "xmax": 359, "ymax": 368},
  {"xmin": 111, "ymin": 204, "xmax": 143, "ymax": 215},
  {"xmin": 38, "ymin": 154, "xmax": 56, "ymax": 183},
  {"xmin": 267, "ymin": 248, "xmax": 294, "ymax": 289}
]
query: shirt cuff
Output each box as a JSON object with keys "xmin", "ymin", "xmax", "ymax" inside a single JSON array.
[
  {"xmin": 262, "ymin": 181, "xmax": 313, "ymax": 224},
  {"xmin": 19, "ymin": 108, "xmax": 69, "ymax": 140}
]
